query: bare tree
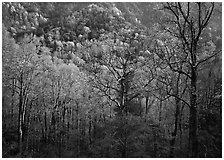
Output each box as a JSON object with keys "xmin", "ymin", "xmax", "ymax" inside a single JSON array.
[{"xmin": 155, "ymin": 2, "xmax": 218, "ymax": 157}]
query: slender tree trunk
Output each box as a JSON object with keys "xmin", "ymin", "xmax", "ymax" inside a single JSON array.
[
  {"xmin": 145, "ymin": 97, "xmax": 149, "ymax": 115},
  {"xmin": 120, "ymin": 116, "xmax": 127, "ymax": 158},
  {"xmin": 59, "ymin": 131, "xmax": 62, "ymax": 158},
  {"xmin": 139, "ymin": 98, "xmax": 142, "ymax": 116},
  {"xmin": 82, "ymin": 118, "xmax": 86, "ymax": 137},
  {"xmin": 76, "ymin": 102, "xmax": 79, "ymax": 130},
  {"xmin": 18, "ymin": 79, "xmax": 24, "ymax": 156},
  {"xmin": 22, "ymin": 97, "xmax": 28, "ymax": 141},
  {"xmin": 159, "ymin": 98, "xmax": 162, "ymax": 124},
  {"xmin": 18, "ymin": 106, "xmax": 26, "ymax": 156},
  {"xmin": 25, "ymin": 100, "xmax": 32, "ymax": 151},
  {"xmin": 75, "ymin": 102, "xmax": 80, "ymax": 156},
  {"xmin": 189, "ymin": 66, "xmax": 198, "ymax": 157},
  {"xmin": 71, "ymin": 108, "xmax": 74, "ymax": 130},
  {"xmin": 169, "ymin": 97, "xmax": 180, "ymax": 157},
  {"xmin": 18, "ymin": 114, "xmax": 23, "ymax": 156},
  {"xmin": 109, "ymin": 105, "xmax": 112, "ymax": 118},
  {"xmin": 103, "ymin": 114, "xmax": 106, "ymax": 122},
  {"xmin": 88, "ymin": 117, "xmax": 92, "ymax": 145},
  {"xmin": 179, "ymin": 104, "xmax": 184, "ymax": 151},
  {"xmin": 44, "ymin": 111, "xmax": 47, "ymax": 139},
  {"xmin": 121, "ymin": 138, "xmax": 127, "ymax": 157},
  {"xmin": 153, "ymin": 130, "xmax": 158, "ymax": 157},
  {"xmin": 63, "ymin": 105, "xmax": 66, "ymax": 125},
  {"xmin": 66, "ymin": 108, "xmax": 70, "ymax": 145},
  {"xmin": 11, "ymin": 79, "xmax": 15, "ymax": 124},
  {"xmin": 93, "ymin": 117, "xmax": 96, "ymax": 140}
]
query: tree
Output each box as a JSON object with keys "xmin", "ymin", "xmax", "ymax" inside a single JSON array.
[
  {"xmin": 3, "ymin": 27, "xmax": 47, "ymax": 155},
  {"xmin": 153, "ymin": 2, "xmax": 220, "ymax": 157}
]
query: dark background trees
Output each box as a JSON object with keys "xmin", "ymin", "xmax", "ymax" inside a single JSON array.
[{"xmin": 2, "ymin": 2, "xmax": 222, "ymax": 158}]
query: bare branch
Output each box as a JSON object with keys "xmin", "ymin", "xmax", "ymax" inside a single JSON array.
[
  {"xmin": 196, "ymin": 50, "xmax": 222, "ymax": 67},
  {"xmin": 92, "ymin": 83, "xmax": 120, "ymax": 107},
  {"xmin": 163, "ymin": 46, "xmax": 192, "ymax": 79},
  {"xmin": 167, "ymin": 92, "xmax": 191, "ymax": 108},
  {"xmin": 177, "ymin": 2, "xmax": 191, "ymax": 25},
  {"xmin": 201, "ymin": 3, "xmax": 214, "ymax": 28}
]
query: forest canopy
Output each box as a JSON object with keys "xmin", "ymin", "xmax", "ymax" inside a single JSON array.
[{"xmin": 2, "ymin": 2, "xmax": 222, "ymax": 158}]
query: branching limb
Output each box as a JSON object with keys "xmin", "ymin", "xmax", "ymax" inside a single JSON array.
[{"xmin": 196, "ymin": 50, "xmax": 221, "ymax": 67}]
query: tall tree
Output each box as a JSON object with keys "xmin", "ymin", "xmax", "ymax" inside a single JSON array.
[
  {"xmin": 3, "ymin": 27, "xmax": 46, "ymax": 155},
  {"xmin": 154, "ymin": 2, "xmax": 220, "ymax": 157}
]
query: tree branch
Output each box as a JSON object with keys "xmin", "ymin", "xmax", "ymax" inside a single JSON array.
[
  {"xmin": 196, "ymin": 50, "xmax": 221, "ymax": 67},
  {"xmin": 167, "ymin": 92, "xmax": 191, "ymax": 108}
]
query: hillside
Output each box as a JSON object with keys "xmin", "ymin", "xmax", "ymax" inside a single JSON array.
[{"xmin": 2, "ymin": 2, "xmax": 222, "ymax": 158}]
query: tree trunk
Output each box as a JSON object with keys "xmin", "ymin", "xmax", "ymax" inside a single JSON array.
[
  {"xmin": 82, "ymin": 118, "xmax": 86, "ymax": 137},
  {"xmin": 145, "ymin": 97, "xmax": 149, "ymax": 115},
  {"xmin": 11, "ymin": 81, "xmax": 15, "ymax": 124},
  {"xmin": 189, "ymin": 106, "xmax": 198, "ymax": 157},
  {"xmin": 159, "ymin": 98, "xmax": 162, "ymax": 124},
  {"xmin": 18, "ymin": 85, "xmax": 24, "ymax": 156},
  {"xmin": 139, "ymin": 98, "xmax": 142, "ymax": 116},
  {"xmin": 25, "ymin": 100, "xmax": 32, "ymax": 151},
  {"xmin": 76, "ymin": 101, "xmax": 79, "ymax": 129},
  {"xmin": 153, "ymin": 131, "xmax": 158, "ymax": 158},
  {"xmin": 120, "ymin": 117, "xmax": 127, "ymax": 158},
  {"xmin": 88, "ymin": 117, "xmax": 92, "ymax": 145},
  {"xmin": 44, "ymin": 111, "xmax": 48, "ymax": 139},
  {"xmin": 18, "ymin": 115, "xmax": 23, "ymax": 156},
  {"xmin": 62, "ymin": 104, "xmax": 66, "ymax": 128},
  {"xmin": 189, "ymin": 67, "xmax": 198, "ymax": 157},
  {"xmin": 179, "ymin": 104, "xmax": 184, "ymax": 150},
  {"xmin": 71, "ymin": 108, "xmax": 74, "ymax": 130},
  {"xmin": 169, "ymin": 97, "xmax": 180, "ymax": 157},
  {"xmin": 93, "ymin": 117, "xmax": 96, "ymax": 139}
]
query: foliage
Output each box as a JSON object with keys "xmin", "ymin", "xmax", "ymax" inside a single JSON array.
[{"xmin": 2, "ymin": 2, "xmax": 222, "ymax": 158}]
